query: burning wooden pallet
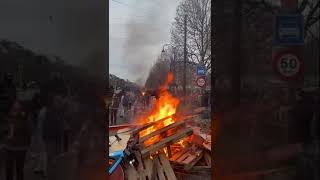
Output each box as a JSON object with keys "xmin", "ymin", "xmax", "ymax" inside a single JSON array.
[
  {"xmin": 125, "ymin": 151, "xmax": 177, "ymax": 180},
  {"xmin": 170, "ymin": 146, "xmax": 203, "ymax": 170},
  {"xmin": 137, "ymin": 115, "xmax": 198, "ymax": 158},
  {"xmin": 122, "ymin": 111, "xmax": 211, "ymax": 179}
]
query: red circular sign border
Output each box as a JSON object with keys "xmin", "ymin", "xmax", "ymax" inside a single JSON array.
[
  {"xmin": 272, "ymin": 49, "xmax": 303, "ymax": 81},
  {"xmin": 196, "ymin": 76, "xmax": 206, "ymax": 88}
]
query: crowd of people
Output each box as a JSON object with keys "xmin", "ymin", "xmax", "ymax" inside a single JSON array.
[
  {"xmin": 108, "ymin": 85, "xmax": 212, "ymax": 126},
  {"xmin": 109, "ymin": 87, "xmax": 136, "ymax": 125},
  {"xmin": 0, "ymin": 73, "xmax": 72, "ymax": 180}
]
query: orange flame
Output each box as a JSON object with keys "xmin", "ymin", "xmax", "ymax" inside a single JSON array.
[{"xmin": 136, "ymin": 72, "xmax": 180, "ymax": 147}]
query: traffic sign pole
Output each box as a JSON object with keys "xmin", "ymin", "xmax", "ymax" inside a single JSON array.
[{"xmin": 272, "ymin": 0, "xmax": 304, "ymax": 106}]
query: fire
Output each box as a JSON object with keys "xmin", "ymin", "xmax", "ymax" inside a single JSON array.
[{"xmin": 136, "ymin": 72, "xmax": 180, "ymax": 147}]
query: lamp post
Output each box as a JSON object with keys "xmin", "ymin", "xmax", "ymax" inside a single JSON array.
[
  {"xmin": 162, "ymin": 44, "xmax": 176, "ymax": 73},
  {"xmin": 162, "ymin": 44, "xmax": 185, "ymax": 72}
]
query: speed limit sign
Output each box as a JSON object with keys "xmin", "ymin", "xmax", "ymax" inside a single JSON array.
[
  {"xmin": 196, "ymin": 76, "xmax": 206, "ymax": 88},
  {"xmin": 273, "ymin": 49, "xmax": 303, "ymax": 80}
]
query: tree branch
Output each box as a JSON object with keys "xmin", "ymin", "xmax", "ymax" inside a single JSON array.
[
  {"xmin": 298, "ymin": 0, "xmax": 309, "ymax": 13},
  {"xmin": 304, "ymin": 1, "xmax": 320, "ymax": 30}
]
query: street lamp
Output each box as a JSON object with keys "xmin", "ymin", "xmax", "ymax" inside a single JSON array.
[{"xmin": 161, "ymin": 44, "xmax": 175, "ymax": 72}]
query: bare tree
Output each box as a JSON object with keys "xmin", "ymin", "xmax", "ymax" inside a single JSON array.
[{"xmin": 170, "ymin": 0, "xmax": 211, "ymax": 72}]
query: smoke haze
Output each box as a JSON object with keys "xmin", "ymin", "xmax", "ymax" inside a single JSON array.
[{"xmin": 110, "ymin": 0, "xmax": 179, "ymax": 83}]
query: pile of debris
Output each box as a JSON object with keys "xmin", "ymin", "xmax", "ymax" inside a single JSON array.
[{"xmin": 113, "ymin": 109, "xmax": 212, "ymax": 180}]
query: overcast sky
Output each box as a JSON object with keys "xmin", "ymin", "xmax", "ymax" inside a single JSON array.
[
  {"xmin": 110, "ymin": 0, "xmax": 180, "ymax": 84},
  {"xmin": 0, "ymin": 0, "xmax": 179, "ymax": 81},
  {"xmin": 0, "ymin": 0, "xmax": 106, "ymax": 76}
]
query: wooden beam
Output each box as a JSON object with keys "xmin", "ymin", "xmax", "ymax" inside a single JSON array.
[
  {"xmin": 158, "ymin": 153, "xmax": 177, "ymax": 180},
  {"xmin": 151, "ymin": 157, "xmax": 158, "ymax": 180},
  {"xmin": 132, "ymin": 114, "xmax": 176, "ymax": 135},
  {"xmin": 133, "ymin": 108, "xmax": 204, "ymax": 136},
  {"xmin": 139, "ymin": 115, "xmax": 198, "ymax": 143},
  {"xmin": 141, "ymin": 128, "xmax": 193, "ymax": 158},
  {"xmin": 154, "ymin": 157, "xmax": 166, "ymax": 180},
  {"xmin": 170, "ymin": 147, "xmax": 190, "ymax": 161},
  {"xmin": 139, "ymin": 120, "xmax": 185, "ymax": 143}
]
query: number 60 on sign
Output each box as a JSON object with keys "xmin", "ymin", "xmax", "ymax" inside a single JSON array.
[{"xmin": 272, "ymin": 49, "xmax": 303, "ymax": 81}]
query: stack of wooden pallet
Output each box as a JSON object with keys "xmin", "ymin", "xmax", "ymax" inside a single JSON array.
[
  {"xmin": 123, "ymin": 113, "xmax": 212, "ymax": 180},
  {"xmin": 169, "ymin": 128, "xmax": 212, "ymax": 174},
  {"xmin": 138, "ymin": 116, "xmax": 197, "ymax": 158},
  {"xmin": 125, "ymin": 151, "xmax": 177, "ymax": 180}
]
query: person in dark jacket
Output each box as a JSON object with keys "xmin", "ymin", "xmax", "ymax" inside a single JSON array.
[
  {"xmin": 5, "ymin": 100, "xmax": 32, "ymax": 180},
  {"xmin": 0, "ymin": 73, "xmax": 17, "ymax": 123},
  {"xmin": 41, "ymin": 95, "xmax": 65, "ymax": 166},
  {"xmin": 110, "ymin": 93, "xmax": 120, "ymax": 125}
]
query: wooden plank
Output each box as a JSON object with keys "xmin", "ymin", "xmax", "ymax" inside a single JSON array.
[
  {"xmin": 155, "ymin": 157, "xmax": 166, "ymax": 180},
  {"xmin": 141, "ymin": 128, "xmax": 193, "ymax": 158},
  {"xmin": 184, "ymin": 150, "xmax": 203, "ymax": 171},
  {"xmin": 174, "ymin": 148, "xmax": 202, "ymax": 165},
  {"xmin": 133, "ymin": 112, "xmax": 200, "ymax": 136},
  {"xmin": 139, "ymin": 120, "xmax": 185, "ymax": 143},
  {"xmin": 151, "ymin": 157, "xmax": 158, "ymax": 180},
  {"xmin": 181, "ymin": 154, "xmax": 197, "ymax": 164},
  {"xmin": 126, "ymin": 165, "xmax": 139, "ymax": 180},
  {"xmin": 176, "ymin": 153, "xmax": 191, "ymax": 163},
  {"xmin": 139, "ymin": 157, "xmax": 154, "ymax": 180},
  {"xmin": 125, "ymin": 151, "xmax": 156, "ymax": 180},
  {"xmin": 170, "ymin": 147, "xmax": 190, "ymax": 161},
  {"xmin": 143, "ymin": 158, "xmax": 154, "ymax": 180},
  {"xmin": 133, "ymin": 114, "xmax": 176, "ymax": 135},
  {"xmin": 158, "ymin": 153, "xmax": 177, "ymax": 180}
]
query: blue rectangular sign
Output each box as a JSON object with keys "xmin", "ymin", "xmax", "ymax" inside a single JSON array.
[
  {"xmin": 273, "ymin": 15, "xmax": 304, "ymax": 46},
  {"xmin": 197, "ymin": 66, "xmax": 206, "ymax": 76}
]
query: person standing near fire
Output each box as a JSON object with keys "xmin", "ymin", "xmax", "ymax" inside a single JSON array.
[
  {"xmin": 110, "ymin": 92, "xmax": 120, "ymax": 125},
  {"xmin": 5, "ymin": 100, "xmax": 32, "ymax": 180},
  {"xmin": 121, "ymin": 91, "xmax": 130, "ymax": 119}
]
